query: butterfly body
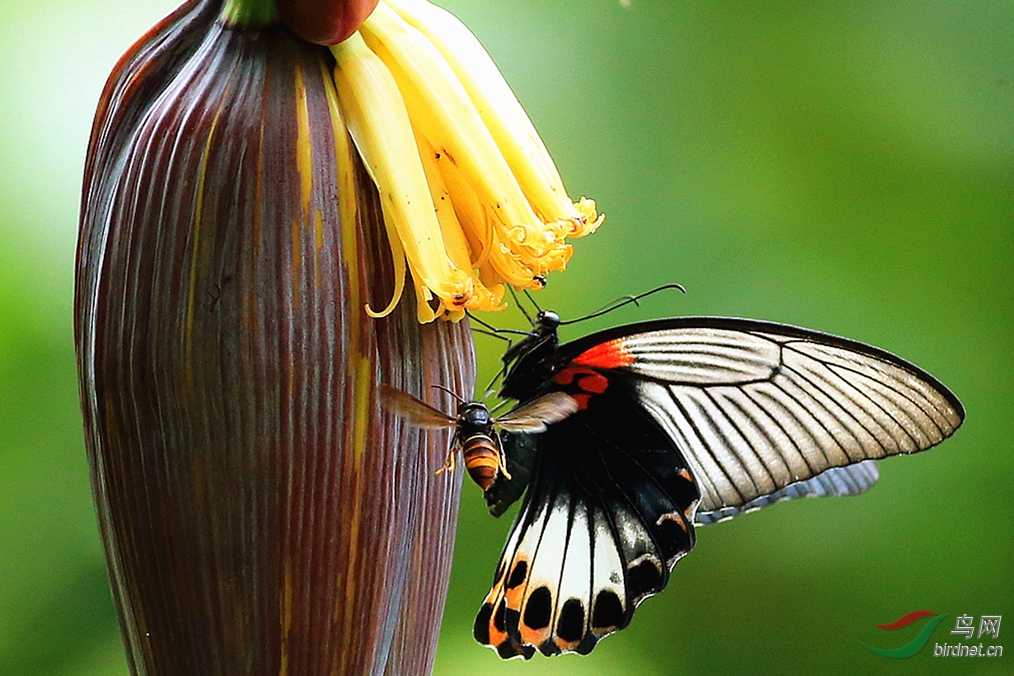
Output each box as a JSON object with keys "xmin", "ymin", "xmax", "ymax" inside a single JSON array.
[
  {"xmin": 475, "ymin": 312, "xmax": 964, "ymax": 659},
  {"xmin": 499, "ymin": 311, "xmax": 562, "ymax": 400}
]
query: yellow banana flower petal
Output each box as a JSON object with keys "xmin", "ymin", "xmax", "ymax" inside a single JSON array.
[
  {"xmin": 329, "ymin": 0, "xmax": 602, "ymax": 320},
  {"xmin": 383, "ymin": 0, "xmax": 602, "ymax": 233},
  {"xmin": 331, "ymin": 33, "xmax": 473, "ymax": 320}
]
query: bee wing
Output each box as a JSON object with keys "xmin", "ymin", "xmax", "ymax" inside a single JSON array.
[
  {"xmin": 380, "ymin": 384, "xmax": 457, "ymax": 429},
  {"xmin": 495, "ymin": 392, "xmax": 580, "ymax": 433}
]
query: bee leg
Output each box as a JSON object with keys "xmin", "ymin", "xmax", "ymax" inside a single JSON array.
[{"xmin": 436, "ymin": 438, "xmax": 458, "ymax": 475}]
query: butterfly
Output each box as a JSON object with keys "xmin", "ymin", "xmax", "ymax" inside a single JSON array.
[
  {"xmin": 380, "ymin": 384, "xmax": 578, "ymax": 491},
  {"xmin": 471, "ymin": 309, "xmax": 964, "ymax": 659}
]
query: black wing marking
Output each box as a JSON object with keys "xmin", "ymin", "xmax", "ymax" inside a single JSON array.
[
  {"xmin": 557, "ymin": 318, "xmax": 962, "ymax": 516},
  {"xmin": 480, "ymin": 394, "xmax": 578, "ymax": 517},
  {"xmin": 475, "ymin": 387, "xmax": 700, "ymax": 658},
  {"xmin": 379, "ymin": 384, "xmax": 457, "ymax": 429}
]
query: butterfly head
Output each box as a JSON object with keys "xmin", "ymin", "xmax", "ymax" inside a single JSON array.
[{"xmin": 534, "ymin": 310, "xmax": 560, "ymax": 331}]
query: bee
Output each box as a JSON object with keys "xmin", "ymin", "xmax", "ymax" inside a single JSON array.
[{"xmin": 381, "ymin": 385, "xmax": 577, "ymax": 491}]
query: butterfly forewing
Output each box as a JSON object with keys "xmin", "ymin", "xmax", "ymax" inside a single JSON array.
[{"xmin": 563, "ymin": 319, "xmax": 963, "ymax": 515}]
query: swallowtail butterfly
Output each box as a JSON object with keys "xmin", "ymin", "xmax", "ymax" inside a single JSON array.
[{"xmin": 471, "ymin": 310, "xmax": 964, "ymax": 659}]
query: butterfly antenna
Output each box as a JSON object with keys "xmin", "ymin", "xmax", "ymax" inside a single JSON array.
[
  {"xmin": 559, "ymin": 283, "xmax": 687, "ymax": 325},
  {"xmin": 508, "ymin": 285, "xmax": 534, "ymax": 325},
  {"xmin": 466, "ymin": 310, "xmax": 500, "ymax": 334},
  {"xmin": 470, "ymin": 326, "xmax": 511, "ymax": 343},
  {"xmin": 466, "ymin": 313, "xmax": 512, "ymax": 344},
  {"xmin": 523, "ymin": 288, "xmax": 544, "ymax": 314},
  {"xmin": 466, "ymin": 310, "xmax": 537, "ymax": 339},
  {"xmin": 431, "ymin": 384, "xmax": 467, "ymax": 406}
]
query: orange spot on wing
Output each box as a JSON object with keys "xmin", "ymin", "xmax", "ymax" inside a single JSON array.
[
  {"xmin": 482, "ymin": 580, "xmax": 510, "ymax": 647},
  {"xmin": 571, "ymin": 338, "xmax": 635, "ymax": 369},
  {"xmin": 519, "ymin": 620, "xmax": 551, "ymax": 648},
  {"xmin": 488, "ymin": 611, "xmax": 509, "ymax": 646},
  {"xmin": 486, "ymin": 578, "xmax": 505, "ymax": 606},
  {"xmin": 555, "ymin": 636, "xmax": 581, "ymax": 653},
  {"xmin": 505, "ymin": 580, "xmax": 526, "ymax": 610}
]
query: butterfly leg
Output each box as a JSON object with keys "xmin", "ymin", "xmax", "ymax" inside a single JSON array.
[{"xmin": 493, "ymin": 429, "xmax": 513, "ymax": 480}]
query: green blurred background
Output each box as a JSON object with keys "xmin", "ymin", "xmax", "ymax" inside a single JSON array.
[{"xmin": 0, "ymin": 0, "xmax": 1010, "ymax": 673}]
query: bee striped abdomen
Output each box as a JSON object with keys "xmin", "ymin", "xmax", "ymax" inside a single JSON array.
[{"xmin": 463, "ymin": 435, "xmax": 501, "ymax": 491}]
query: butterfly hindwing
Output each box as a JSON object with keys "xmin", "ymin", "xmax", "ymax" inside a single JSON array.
[
  {"xmin": 475, "ymin": 384, "xmax": 700, "ymax": 658},
  {"xmin": 695, "ymin": 460, "xmax": 880, "ymax": 524}
]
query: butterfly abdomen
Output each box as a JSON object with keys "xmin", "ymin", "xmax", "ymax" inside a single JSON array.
[{"xmin": 462, "ymin": 434, "xmax": 501, "ymax": 490}]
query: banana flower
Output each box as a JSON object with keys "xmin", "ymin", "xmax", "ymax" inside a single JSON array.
[
  {"xmin": 331, "ymin": 0, "xmax": 603, "ymax": 321},
  {"xmin": 76, "ymin": 0, "xmax": 596, "ymax": 672}
]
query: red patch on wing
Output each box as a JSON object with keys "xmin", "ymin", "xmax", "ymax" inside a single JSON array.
[
  {"xmin": 571, "ymin": 338, "xmax": 635, "ymax": 369},
  {"xmin": 553, "ymin": 367, "xmax": 582, "ymax": 386},
  {"xmin": 556, "ymin": 367, "xmax": 607, "ymax": 391},
  {"xmin": 579, "ymin": 371, "xmax": 609, "ymax": 393},
  {"xmin": 554, "ymin": 366, "xmax": 612, "ymax": 411}
]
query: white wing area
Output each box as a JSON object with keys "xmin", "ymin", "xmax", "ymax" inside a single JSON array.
[
  {"xmin": 627, "ymin": 327, "xmax": 962, "ymax": 514},
  {"xmin": 694, "ymin": 460, "xmax": 880, "ymax": 524}
]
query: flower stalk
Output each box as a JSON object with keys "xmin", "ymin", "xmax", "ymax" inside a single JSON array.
[{"xmin": 78, "ymin": 0, "xmax": 597, "ymax": 671}]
